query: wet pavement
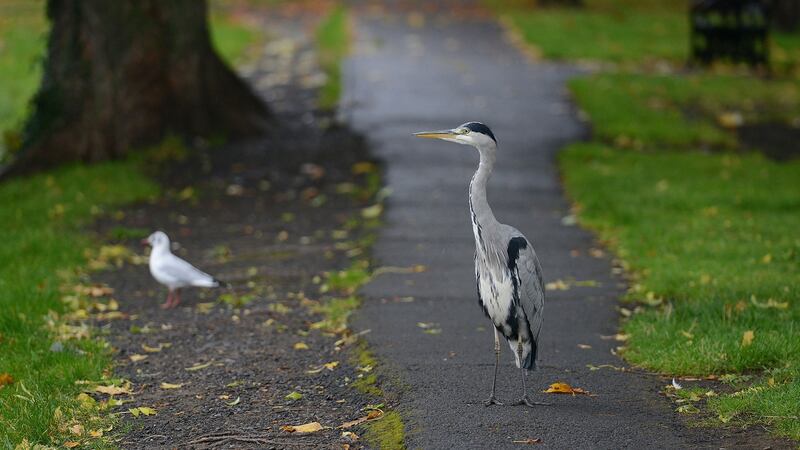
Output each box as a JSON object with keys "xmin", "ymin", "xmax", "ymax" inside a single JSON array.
[{"xmin": 344, "ymin": 7, "xmax": 790, "ymax": 450}]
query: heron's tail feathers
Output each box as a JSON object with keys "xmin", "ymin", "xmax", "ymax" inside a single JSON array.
[{"xmin": 522, "ymin": 340, "xmax": 537, "ymax": 371}]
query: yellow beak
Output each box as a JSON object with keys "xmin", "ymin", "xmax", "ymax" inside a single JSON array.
[{"xmin": 413, "ymin": 130, "xmax": 456, "ymax": 139}]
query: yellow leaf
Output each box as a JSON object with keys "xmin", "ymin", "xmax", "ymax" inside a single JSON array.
[
  {"xmin": 160, "ymin": 382, "xmax": 183, "ymax": 390},
  {"xmin": 285, "ymin": 391, "xmax": 303, "ymax": 401},
  {"xmin": 89, "ymin": 430, "xmax": 103, "ymax": 438},
  {"xmin": 741, "ymin": 330, "xmax": 755, "ymax": 347},
  {"xmin": 762, "ymin": 253, "xmax": 772, "ymax": 264},
  {"xmin": 129, "ymin": 354, "xmax": 148, "ymax": 362},
  {"xmin": 0, "ymin": 373, "xmax": 14, "ymax": 387},
  {"xmin": 543, "ymin": 382, "xmax": 594, "ymax": 396},
  {"xmin": 226, "ymin": 396, "xmax": 241, "ymax": 406},
  {"xmin": 95, "ymin": 384, "xmax": 131, "ymax": 396},
  {"xmin": 69, "ymin": 424, "xmax": 84, "ymax": 436},
  {"xmin": 324, "ymin": 361, "xmax": 339, "ymax": 371},
  {"xmin": 281, "ymin": 422, "xmax": 324, "ymax": 433},
  {"xmin": 293, "ymin": 342, "xmax": 309, "ymax": 350},
  {"xmin": 361, "ymin": 204, "xmax": 383, "ymax": 219},
  {"xmin": 185, "ymin": 361, "xmax": 213, "ymax": 371},
  {"xmin": 63, "ymin": 441, "xmax": 80, "ymax": 448},
  {"xmin": 142, "ymin": 343, "xmax": 170, "ymax": 353},
  {"xmin": 129, "ymin": 406, "xmax": 157, "ymax": 417},
  {"xmin": 339, "ymin": 409, "xmax": 383, "ymax": 429}
]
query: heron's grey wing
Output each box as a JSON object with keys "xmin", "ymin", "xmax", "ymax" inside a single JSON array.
[
  {"xmin": 161, "ymin": 254, "xmax": 216, "ymax": 286},
  {"xmin": 516, "ymin": 241, "xmax": 545, "ymax": 339}
]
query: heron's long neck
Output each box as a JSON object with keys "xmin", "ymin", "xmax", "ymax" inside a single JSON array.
[{"xmin": 469, "ymin": 146, "xmax": 499, "ymax": 232}]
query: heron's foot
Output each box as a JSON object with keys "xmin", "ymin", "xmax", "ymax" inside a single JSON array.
[
  {"xmin": 511, "ymin": 396, "xmax": 550, "ymax": 407},
  {"xmin": 484, "ymin": 395, "xmax": 504, "ymax": 407}
]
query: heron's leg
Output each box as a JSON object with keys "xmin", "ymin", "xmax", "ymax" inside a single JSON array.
[
  {"xmin": 511, "ymin": 340, "xmax": 550, "ymax": 407},
  {"xmin": 160, "ymin": 290, "xmax": 173, "ymax": 309},
  {"xmin": 484, "ymin": 327, "xmax": 503, "ymax": 406}
]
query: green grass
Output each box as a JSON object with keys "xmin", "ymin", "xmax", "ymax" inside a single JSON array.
[
  {"xmin": 569, "ymin": 73, "xmax": 800, "ymax": 150},
  {"xmin": 490, "ymin": 0, "xmax": 800, "ymax": 70},
  {"xmin": 0, "ymin": 162, "xmax": 157, "ymax": 446},
  {"xmin": 315, "ymin": 5, "xmax": 350, "ymax": 110},
  {"xmin": 560, "ymin": 143, "xmax": 800, "ymax": 438},
  {"xmin": 0, "ymin": 0, "xmax": 46, "ymax": 159},
  {"xmin": 209, "ymin": 8, "xmax": 261, "ymax": 67},
  {"xmin": 0, "ymin": 2, "xmax": 261, "ymax": 446}
]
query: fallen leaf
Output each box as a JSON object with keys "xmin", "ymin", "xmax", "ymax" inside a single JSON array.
[
  {"xmin": 741, "ymin": 330, "xmax": 755, "ymax": 347},
  {"xmin": 160, "ymin": 382, "xmax": 183, "ymax": 390},
  {"xmin": 512, "ymin": 438, "xmax": 542, "ymax": 444},
  {"xmin": 195, "ymin": 302, "xmax": 215, "ymax": 314},
  {"xmin": 341, "ymin": 431, "xmax": 359, "ymax": 441},
  {"xmin": 281, "ymin": 422, "xmax": 324, "ymax": 433},
  {"xmin": 226, "ymin": 396, "xmax": 241, "ymax": 406},
  {"xmin": 361, "ymin": 204, "xmax": 383, "ymax": 219},
  {"xmin": 63, "ymin": 441, "xmax": 80, "ymax": 448},
  {"xmin": 285, "ymin": 391, "xmax": 303, "ymax": 401},
  {"xmin": 339, "ymin": 409, "xmax": 383, "ymax": 429},
  {"xmin": 142, "ymin": 343, "xmax": 171, "ymax": 353},
  {"xmin": 543, "ymin": 382, "xmax": 594, "ymax": 396},
  {"xmin": 750, "ymin": 297, "xmax": 789, "ymax": 310},
  {"xmin": 129, "ymin": 354, "xmax": 148, "ymax": 362},
  {"xmin": 89, "ymin": 430, "xmax": 103, "ymax": 438},
  {"xmin": 69, "ymin": 424, "xmax": 84, "ymax": 436},
  {"xmin": 128, "ymin": 406, "xmax": 157, "ymax": 417},
  {"xmin": 577, "ymin": 344, "xmax": 591, "ymax": 349},
  {"xmin": 95, "ymin": 384, "xmax": 131, "ymax": 396},
  {"xmin": 545, "ymin": 279, "xmax": 569, "ymax": 291},
  {"xmin": 324, "ymin": 361, "xmax": 339, "ymax": 371},
  {"xmin": 293, "ymin": 342, "xmax": 309, "ymax": 350},
  {"xmin": 0, "ymin": 373, "xmax": 14, "ymax": 388},
  {"xmin": 185, "ymin": 361, "xmax": 213, "ymax": 371},
  {"xmin": 676, "ymin": 404, "xmax": 700, "ymax": 414}
]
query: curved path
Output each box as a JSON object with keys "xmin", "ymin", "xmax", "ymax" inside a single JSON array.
[{"xmin": 344, "ymin": 6, "xmax": 784, "ymax": 450}]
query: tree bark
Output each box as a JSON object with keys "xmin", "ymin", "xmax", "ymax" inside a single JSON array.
[{"xmin": 4, "ymin": 0, "xmax": 270, "ymax": 176}]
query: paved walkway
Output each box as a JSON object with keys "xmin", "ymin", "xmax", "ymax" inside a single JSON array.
[{"xmin": 343, "ymin": 8, "xmax": 780, "ymax": 450}]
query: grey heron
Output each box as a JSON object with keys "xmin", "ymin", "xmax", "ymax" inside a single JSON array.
[
  {"xmin": 143, "ymin": 231, "xmax": 220, "ymax": 309},
  {"xmin": 415, "ymin": 122, "xmax": 546, "ymax": 407}
]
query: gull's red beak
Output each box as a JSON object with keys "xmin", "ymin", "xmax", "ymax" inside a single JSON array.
[{"xmin": 140, "ymin": 238, "xmax": 149, "ymax": 246}]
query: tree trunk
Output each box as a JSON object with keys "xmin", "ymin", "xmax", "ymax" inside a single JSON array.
[{"xmin": 4, "ymin": 0, "xmax": 270, "ymax": 176}]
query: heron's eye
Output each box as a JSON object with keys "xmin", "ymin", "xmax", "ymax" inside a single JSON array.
[{"xmin": 456, "ymin": 128, "xmax": 469, "ymax": 135}]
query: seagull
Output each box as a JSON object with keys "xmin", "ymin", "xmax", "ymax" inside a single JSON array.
[{"xmin": 142, "ymin": 231, "xmax": 220, "ymax": 309}]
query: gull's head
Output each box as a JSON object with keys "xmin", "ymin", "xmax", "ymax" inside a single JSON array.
[
  {"xmin": 143, "ymin": 231, "xmax": 170, "ymax": 250},
  {"xmin": 414, "ymin": 121, "xmax": 496, "ymax": 148}
]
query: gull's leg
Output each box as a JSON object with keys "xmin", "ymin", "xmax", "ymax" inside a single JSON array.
[
  {"xmin": 511, "ymin": 340, "xmax": 550, "ymax": 407},
  {"xmin": 160, "ymin": 290, "xmax": 173, "ymax": 309},
  {"xmin": 484, "ymin": 327, "xmax": 503, "ymax": 406},
  {"xmin": 172, "ymin": 289, "xmax": 182, "ymax": 308}
]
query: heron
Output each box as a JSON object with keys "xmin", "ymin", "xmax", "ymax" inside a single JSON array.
[
  {"xmin": 142, "ymin": 231, "xmax": 221, "ymax": 309},
  {"xmin": 414, "ymin": 122, "xmax": 546, "ymax": 407}
]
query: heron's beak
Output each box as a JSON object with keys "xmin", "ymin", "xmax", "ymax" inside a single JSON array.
[{"xmin": 413, "ymin": 129, "xmax": 456, "ymax": 140}]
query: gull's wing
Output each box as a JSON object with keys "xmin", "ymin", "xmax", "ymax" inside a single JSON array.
[{"xmin": 157, "ymin": 253, "xmax": 218, "ymax": 288}]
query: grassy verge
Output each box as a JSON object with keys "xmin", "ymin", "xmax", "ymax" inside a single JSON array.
[
  {"xmin": 493, "ymin": 0, "xmax": 800, "ymax": 441},
  {"xmin": 0, "ymin": 0, "xmax": 46, "ymax": 159},
  {"xmin": 315, "ymin": 5, "xmax": 350, "ymax": 111},
  {"xmin": 560, "ymin": 144, "xmax": 800, "ymax": 438},
  {"xmin": 0, "ymin": 3, "xmax": 262, "ymax": 446},
  {"xmin": 209, "ymin": 3, "xmax": 264, "ymax": 67},
  {"xmin": 569, "ymin": 73, "xmax": 800, "ymax": 150},
  {"xmin": 490, "ymin": 0, "xmax": 799, "ymax": 70},
  {"xmin": 0, "ymin": 163, "xmax": 157, "ymax": 446}
]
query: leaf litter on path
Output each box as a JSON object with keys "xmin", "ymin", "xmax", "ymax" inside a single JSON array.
[{"xmin": 543, "ymin": 382, "xmax": 595, "ymax": 397}]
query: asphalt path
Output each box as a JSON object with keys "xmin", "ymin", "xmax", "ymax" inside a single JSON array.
[{"xmin": 344, "ymin": 6, "xmax": 789, "ymax": 450}]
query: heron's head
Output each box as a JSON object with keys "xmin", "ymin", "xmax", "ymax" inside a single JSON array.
[
  {"xmin": 142, "ymin": 231, "xmax": 170, "ymax": 250},
  {"xmin": 414, "ymin": 122, "xmax": 496, "ymax": 148}
]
